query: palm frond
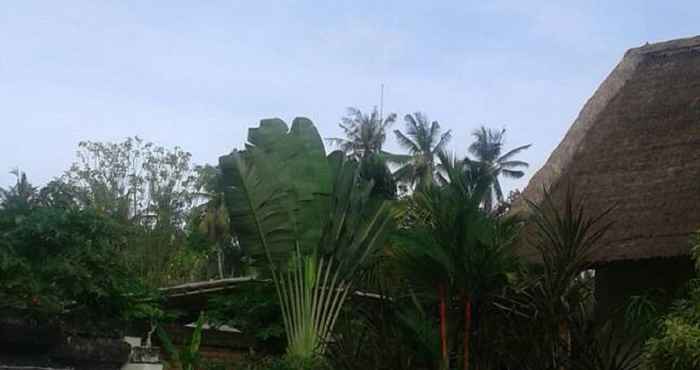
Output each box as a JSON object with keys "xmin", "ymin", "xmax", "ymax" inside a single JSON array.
[
  {"xmin": 394, "ymin": 130, "xmax": 421, "ymax": 154},
  {"xmin": 500, "ymin": 160, "xmax": 530, "ymax": 169},
  {"xmin": 501, "ymin": 169, "xmax": 526, "ymax": 179},
  {"xmin": 433, "ymin": 130, "xmax": 452, "ymax": 154},
  {"xmin": 498, "ymin": 144, "xmax": 532, "ymax": 162}
]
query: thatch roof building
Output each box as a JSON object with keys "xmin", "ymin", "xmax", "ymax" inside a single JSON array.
[{"xmin": 518, "ymin": 35, "xmax": 700, "ymax": 314}]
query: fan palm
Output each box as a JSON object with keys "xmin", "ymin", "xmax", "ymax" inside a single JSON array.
[
  {"xmin": 467, "ymin": 127, "xmax": 531, "ymax": 211},
  {"xmin": 327, "ymin": 107, "xmax": 397, "ymax": 160},
  {"xmin": 219, "ymin": 118, "xmax": 393, "ymax": 362},
  {"xmin": 393, "ymin": 112, "xmax": 452, "ymax": 191}
]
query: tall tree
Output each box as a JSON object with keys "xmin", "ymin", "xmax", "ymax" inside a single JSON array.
[
  {"xmin": 63, "ymin": 137, "xmax": 197, "ymax": 225},
  {"xmin": 393, "ymin": 112, "xmax": 452, "ymax": 191},
  {"xmin": 327, "ymin": 107, "xmax": 397, "ymax": 160},
  {"xmin": 467, "ymin": 127, "xmax": 531, "ymax": 211},
  {"xmin": 63, "ymin": 137, "xmax": 203, "ymax": 287},
  {"xmin": 192, "ymin": 164, "xmax": 236, "ymax": 279}
]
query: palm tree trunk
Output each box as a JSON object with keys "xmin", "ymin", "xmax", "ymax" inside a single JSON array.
[
  {"xmin": 217, "ymin": 242, "xmax": 224, "ymax": 279},
  {"xmin": 463, "ymin": 297, "xmax": 472, "ymax": 370},
  {"xmin": 439, "ymin": 284, "xmax": 449, "ymax": 369}
]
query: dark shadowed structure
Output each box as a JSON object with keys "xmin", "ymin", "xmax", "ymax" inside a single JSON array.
[{"xmin": 516, "ymin": 35, "xmax": 700, "ymax": 316}]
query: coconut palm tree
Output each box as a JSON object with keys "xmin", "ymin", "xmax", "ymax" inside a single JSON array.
[
  {"xmin": 328, "ymin": 107, "xmax": 399, "ymax": 199},
  {"xmin": 327, "ymin": 107, "xmax": 397, "ymax": 160},
  {"xmin": 193, "ymin": 164, "xmax": 234, "ymax": 278},
  {"xmin": 467, "ymin": 127, "xmax": 531, "ymax": 211},
  {"xmin": 393, "ymin": 112, "xmax": 452, "ymax": 191}
]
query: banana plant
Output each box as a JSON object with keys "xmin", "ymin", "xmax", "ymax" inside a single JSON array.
[
  {"xmin": 219, "ymin": 118, "xmax": 392, "ymax": 361},
  {"xmin": 157, "ymin": 311, "xmax": 205, "ymax": 370}
]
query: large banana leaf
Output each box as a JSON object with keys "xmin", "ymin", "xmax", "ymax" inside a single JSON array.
[
  {"xmin": 219, "ymin": 118, "xmax": 393, "ymax": 360},
  {"xmin": 219, "ymin": 118, "xmax": 331, "ymax": 267}
]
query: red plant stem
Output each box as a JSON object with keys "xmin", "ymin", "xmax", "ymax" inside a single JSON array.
[
  {"xmin": 439, "ymin": 284, "xmax": 449, "ymax": 369},
  {"xmin": 463, "ymin": 296, "xmax": 472, "ymax": 370}
]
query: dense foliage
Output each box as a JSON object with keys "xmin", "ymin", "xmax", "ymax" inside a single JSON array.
[
  {"xmin": 29, "ymin": 108, "xmax": 696, "ymax": 370},
  {"xmin": 643, "ymin": 237, "xmax": 700, "ymax": 369},
  {"xmin": 0, "ymin": 187, "xmax": 145, "ymax": 325},
  {"xmin": 208, "ymin": 284, "xmax": 285, "ymax": 348}
]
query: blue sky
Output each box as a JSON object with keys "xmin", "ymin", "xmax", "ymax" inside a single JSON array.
[{"xmin": 2, "ymin": 1, "xmax": 699, "ymax": 190}]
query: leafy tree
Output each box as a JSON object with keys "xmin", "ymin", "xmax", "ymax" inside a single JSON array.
[
  {"xmin": 467, "ymin": 127, "xmax": 531, "ymax": 211},
  {"xmin": 63, "ymin": 137, "xmax": 203, "ymax": 287},
  {"xmin": 219, "ymin": 118, "xmax": 393, "ymax": 362},
  {"xmin": 393, "ymin": 112, "xmax": 452, "ymax": 191},
  {"xmin": 64, "ymin": 136, "xmax": 197, "ymax": 225},
  {"xmin": 36, "ymin": 179, "xmax": 82, "ymax": 209},
  {"xmin": 0, "ymin": 204, "xmax": 144, "ymax": 325}
]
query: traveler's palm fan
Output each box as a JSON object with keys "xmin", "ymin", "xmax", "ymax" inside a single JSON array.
[{"xmin": 219, "ymin": 118, "xmax": 392, "ymax": 360}]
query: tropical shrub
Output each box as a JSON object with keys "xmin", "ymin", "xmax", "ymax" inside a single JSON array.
[{"xmin": 475, "ymin": 186, "xmax": 614, "ymax": 370}]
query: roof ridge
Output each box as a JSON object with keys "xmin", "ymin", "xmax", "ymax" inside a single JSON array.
[{"xmin": 627, "ymin": 35, "xmax": 700, "ymax": 56}]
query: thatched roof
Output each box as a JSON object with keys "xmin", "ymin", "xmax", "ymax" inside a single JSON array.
[{"xmin": 516, "ymin": 35, "xmax": 700, "ymax": 264}]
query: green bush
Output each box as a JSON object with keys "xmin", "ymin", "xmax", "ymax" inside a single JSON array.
[
  {"xmin": 644, "ymin": 280, "xmax": 700, "ymax": 370},
  {"xmin": 0, "ymin": 206, "xmax": 147, "ymax": 324}
]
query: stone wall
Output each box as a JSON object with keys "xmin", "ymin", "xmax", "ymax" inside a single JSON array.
[{"xmin": 0, "ymin": 317, "xmax": 130, "ymax": 370}]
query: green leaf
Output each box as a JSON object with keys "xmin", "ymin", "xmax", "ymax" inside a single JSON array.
[
  {"xmin": 156, "ymin": 325, "xmax": 180, "ymax": 362},
  {"xmin": 220, "ymin": 118, "xmax": 332, "ymax": 267}
]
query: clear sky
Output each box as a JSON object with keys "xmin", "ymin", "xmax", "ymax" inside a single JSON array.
[{"xmin": 2, "ymin": 1, "xmax": 699, "ymax": 190}]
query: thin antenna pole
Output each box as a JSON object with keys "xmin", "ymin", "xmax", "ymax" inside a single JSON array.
[{"xmin": 379, "ymin": 83, "xmax": 384, "ymax": 122}]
